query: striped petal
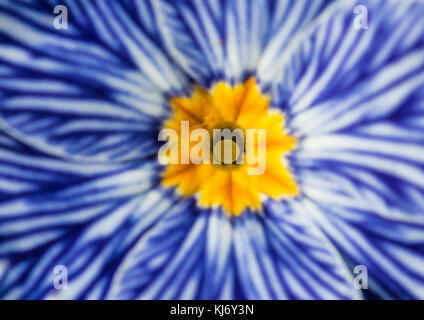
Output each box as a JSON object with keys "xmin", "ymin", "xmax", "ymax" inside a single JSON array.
[
  {"xmin": 295, "ymin": 198, "xmax": 424, "ymax": 299},
  {"xmin": 0, "ymin": 188, "xmax": 179, "ymax": 299},
  {"xmin": 110, "ymin": 202, "xmax": 358, "ymax": 300},
  {"xmin": 153, "ymin": 0, "xmax": 332, "ymax": 87},
  {"xmin": 0, "ymin": 128, "xmax": 179, "ymax": 299},
  {"xmin": 0, "ymin": 0, "xmax": 188, "ymax": 162},
  {"xmin": 284, "ymin": 0, "xmax": 424, "ymax": 221},
  {"xmin": 109, "ymin": 199, "xmax": 207, "ymax": 300},
  {"xmin": 232, "ymin": 201, "xmax": 358, "ymax": 299},
  {"xmin": 272, "ymin": 0, "xmax": 424, "ymax": 298},
  {"xmin": 0, "ymin": 160, "xmax": 160, "ymax": 256}
]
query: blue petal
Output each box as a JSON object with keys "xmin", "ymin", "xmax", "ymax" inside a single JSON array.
[
  {"xmin": 233, "ymin": 202, "xmax": 358, "ymax": 299},
  {"xmin": 0, "ymin": 129, "xmax": 177, "ymax": 299},
  {"xmin": 272, "ymin": 0, "xmax": 424, "ymax": 120},
  {"xmin": 0, "ymin": 156, "xmax": 160, "ymax": 256},
  {"xmin": 0, "ymin": 0, "xmax": 187, "ymax": 162},
  {"xmin": 284, "ymin": 0, "xmax": 424, "ymax": 221},
  {"xmin": 294, "ymin": 198, "xmax": 424, "ymax": 299},
  {"xmin": 274, "ymin": 0, "xmax": 424, "ymax": 298},
  {"xmin": 154, "ymin": 0, "xmax": 332, "ymax": 87},
  {"xmin": 110, "ymin": 203, "xmax": 359, "ymax": 300},
  {"xmin": 0, "ymin": 167, "xmax": 178, "ymax": 298},
  {"xmin": 0, "ymin": 188, "xmax": 177, "ymax": 299},
  {"xmin": 109, "ymin": 198, "xmax": 204, "ymax": 299},
  {"xmin": 257, "ymin": 0, "xmax": 334, "ymax": 86}
]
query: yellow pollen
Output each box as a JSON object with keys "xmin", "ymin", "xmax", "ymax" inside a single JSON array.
[{"xmin": 161, "ymin": 77, "xmax": 299, "ymax": 216}]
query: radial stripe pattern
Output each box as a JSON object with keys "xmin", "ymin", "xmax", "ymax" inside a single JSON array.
[{"xmin": 0, "ymin": 0, "xmax": 423, "ymax": 300}]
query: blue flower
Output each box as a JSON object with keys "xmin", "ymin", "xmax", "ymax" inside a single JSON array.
[{"xmin": 0, "ymin": 0, "xmax": 423, "ymax": 300}]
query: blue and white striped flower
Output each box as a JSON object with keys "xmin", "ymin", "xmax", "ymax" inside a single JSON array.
[{"xmin": 0, "ymin": 0, "xmax": 423, "ymax": 300}]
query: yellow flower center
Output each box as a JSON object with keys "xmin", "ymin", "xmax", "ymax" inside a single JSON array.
[{"xmin": 160, "ymin": 77, "xmax": 299, "ymax": 216}]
